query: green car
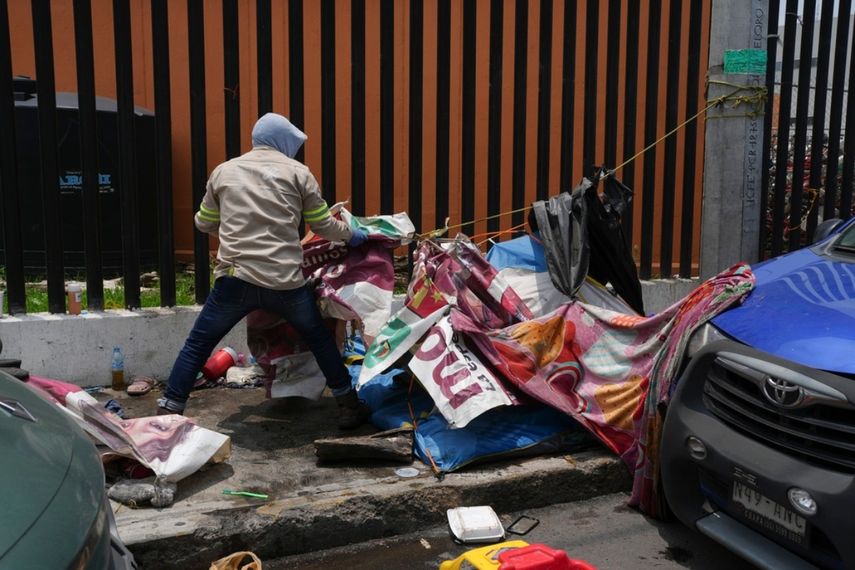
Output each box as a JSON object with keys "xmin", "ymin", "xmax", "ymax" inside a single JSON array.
[{"xmin": 0, "ymin": 370, "xmax": 137, "ymax": 569}]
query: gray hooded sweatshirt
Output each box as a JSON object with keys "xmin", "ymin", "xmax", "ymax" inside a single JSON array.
[{"xmin": 195, "ymin": 113, "xmax": 352, "ymax": 289}]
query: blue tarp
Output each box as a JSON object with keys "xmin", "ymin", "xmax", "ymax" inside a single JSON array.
[
  {"xmin": 348, "ymin": 314, "xmax": 592, "ymax": 474},
  {"xmin": 484, "ymin": 235, "xmax": 547, "ymax": 272}
]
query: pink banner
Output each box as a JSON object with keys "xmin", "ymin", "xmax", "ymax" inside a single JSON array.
[{"xmin": 454, "ymin": 263, "xmax": 755, "ymax": 515}]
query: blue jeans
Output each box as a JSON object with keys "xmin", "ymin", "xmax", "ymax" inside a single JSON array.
[{"xmin": 161, "ymin": 277, "xmax": 351, "ymax": 411}]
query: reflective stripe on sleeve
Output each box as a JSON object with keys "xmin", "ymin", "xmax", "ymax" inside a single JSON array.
[
  {"xmin": 197, "ymin": 211, "xmax": 219, "ymax": 223},
  {"xmin": 199, "ymin": 204, "xmax": 220, "ymax": 220},
  {"xmin": 303, "ymin": 203, "xmax": 330, "ymax": 223}
]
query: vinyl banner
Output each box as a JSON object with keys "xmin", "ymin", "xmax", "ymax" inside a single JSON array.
[{"xmin": 409, "ymin": 316, "xmax": 513, "ymax": 428}]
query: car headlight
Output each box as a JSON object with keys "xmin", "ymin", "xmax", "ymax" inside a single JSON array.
[{"xmin": 686, "ymin": 322, "xmax": 728, "ymax": 358}]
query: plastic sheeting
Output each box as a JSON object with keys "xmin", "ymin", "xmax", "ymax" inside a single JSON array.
[{"xmin": 352, "ymin": 349, "xmax": 590, "ymax": 474}]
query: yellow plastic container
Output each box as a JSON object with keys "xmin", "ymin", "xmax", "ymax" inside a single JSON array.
[{"xmin": 439, "ymin": 540, "xmax": 529, "ymax": 570}]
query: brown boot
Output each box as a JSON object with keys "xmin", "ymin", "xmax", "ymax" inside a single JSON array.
[{"xmin": 335, "ymin": 390, "xmax": 371, "ymax": 430}]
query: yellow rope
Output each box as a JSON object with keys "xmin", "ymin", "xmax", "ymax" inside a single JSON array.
[
  {"xmin": 417, "ymin": 83, "xmax": 767, "ymax": 238},
  {"xmin": 612, "ymin": 83, "xmax": 766, "ymax": 174},
  {"xmin": 417, "ymin": 205, "xmax": 533, "ymax": 239}
]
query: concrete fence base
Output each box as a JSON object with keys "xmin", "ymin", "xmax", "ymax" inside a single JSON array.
[{"xmin": 0, "ymin": 278, "xmax": 699, "ymax": 387}]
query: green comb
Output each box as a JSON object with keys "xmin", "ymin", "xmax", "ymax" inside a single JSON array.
[{"xmin": 223, "ymin": 489, "xmax": 269, "ymax": 500}]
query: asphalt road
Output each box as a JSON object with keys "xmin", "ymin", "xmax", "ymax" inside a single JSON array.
[{"xmin": 268, "ymin": 492, "xmax": 757, "ymax": 569}]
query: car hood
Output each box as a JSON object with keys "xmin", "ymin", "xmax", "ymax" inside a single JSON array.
[
  {"xmin": 0, "ymin": 374, "xmax": 75, "ymax": 559},
  {"xmin": 713, "ymin": 247, "xmax": 855, "ymax": 375}
]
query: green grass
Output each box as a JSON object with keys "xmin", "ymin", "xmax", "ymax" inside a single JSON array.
[
  {"xmin": 2, "ymin": 264, "xmax": 410, "ymax": 314},
  {"xmin": 2, "ymin": 271, "xmax": 204, "ymax": 313}
]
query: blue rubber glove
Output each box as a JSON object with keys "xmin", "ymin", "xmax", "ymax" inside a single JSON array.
[{"xmin": 347, "ymin": 228, "xmax": 368, "ymax": 247}]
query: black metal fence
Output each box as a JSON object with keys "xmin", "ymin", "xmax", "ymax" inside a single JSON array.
[
  {"xmin": 1, "ymin": 0, "xmax": 711, "ymax": 315},
  {"xmin": 763, "ymin": 0, "xmax": 855, "ymax": 258}
]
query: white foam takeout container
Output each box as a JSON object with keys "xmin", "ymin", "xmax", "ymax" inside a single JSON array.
[{"xmin": 447, "ymin": 506, "xmax": 505, "ymax": 543}]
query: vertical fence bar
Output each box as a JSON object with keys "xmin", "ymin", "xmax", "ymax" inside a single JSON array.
[
  {"xmin": 511, "ymin": 0, "xmax": 528, "ymax": 228},
  {"xmin": 559, "ymin": 0, "xmax": 577, "ymax": 193},
  {"xmin": 380, "ymin": 2, "xmax": 395, "ymax": 215},
  {"xmin": 582, "ymin": 0, "xmax": 599, "ymax": 177},
  {"xmin": 113, "ymin": 0, "xmax": 141, "ymax": 308},
  {"xmin": 409, "ymin": 0, "xmax": 424, "ymax": 234},
  {"xmin": 487, "ymin": 0, "xmax": 504, "ymax": 233},
  {"xmin": 152, "ymin": 0, "xmax": 175, "ymax": 307},
  {"xmin": 0, "ymin": 0, "xmax": 25, "ymax": 314},
  {"xmin": 602, "ymin": 0, "xmax": 620, "ymax": 169},
  {"xmin": 351, "ymin": 0, "xmax": 365, "ymax": 215},
  {"xmin": 840, "ymin": 22, "xmax": 855, "ymax": 220},
  {"xmin": 32, "ymin": 0, "xmax": 65, "ymax": 313},
  {"xmin": 787, "ymin": 0, "xmax": 817, "ymax": 251},
  {"xmin": 621, "ymin": 0, "xmax": 640, "ymax": 244},
  {"xmin": 640, "ymin": 1, "xmax": 662, "ymax": 279},
  {"xmin": 460, "ymin": 0, "xmax": 476, "ymax": 233},
  {"xmin": 824, "ymin": 0, "xmax": 852, "ymax": 222},
  {"xmin": 289, "ymin": 0, "xmax": 305, "ymax": 162},
  {"xmin": 759, "ymin": 0, "xmax": 781, "ymax": 260},
  {"xmin": 73, "ymin": 0, "xmax": 104, "ymax": 310},
  {"xmin": 436, "ymin": 0, "xmax": 451, "ymax": 229},
  {"xmin": 659, "ymin": 0, "xmax": 682, "ymax": 278},
  {"xmin": 805, "ymin": 0, "xmax": 834, "ymax": 242},
  {"xmin": 679, "ymin": 0, "xmax": 703, "ymax": 276},
  {"xmin": 321, "ymin": 0, "xmax": 336, "ymax": 203},
  {"xmin": 257, "ymin": 0, "xmax": 272, "ymax": 116},
  {"xmin": 223, "ymin": 0, "xmax": 241, "ymax": 160},
  {"xmin": 188, "ymin": 0, "xmax": 210, "ymax": 303},
  {"xmin": 535, "ymin": 0, "xmax": 553, "ymax": 202},
  {"xmin": 771, "ymin": 0, "xmax": 798, "ymax": 256}
]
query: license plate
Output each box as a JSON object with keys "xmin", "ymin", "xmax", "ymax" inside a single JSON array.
[{"xmin": 732, "ymin": 481, "xmax": 808, "ymax": 545}]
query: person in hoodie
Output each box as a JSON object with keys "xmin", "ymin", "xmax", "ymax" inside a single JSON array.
[{"xmin": 157, "ymin": 113, "xmax": 369, "ymax": 429}]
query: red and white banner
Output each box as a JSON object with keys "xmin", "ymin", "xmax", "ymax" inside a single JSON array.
[{"xmin": 409, "ymin": 316, "xmax": 514, "ymax": 428}]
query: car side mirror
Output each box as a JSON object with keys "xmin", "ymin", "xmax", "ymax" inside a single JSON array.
[{"xmin": 813, "ymin": 218, "xmax": 843, "ymax": 243}]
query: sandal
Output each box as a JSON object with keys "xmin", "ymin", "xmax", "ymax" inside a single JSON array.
[{"xmin": 126, "ymin": 376, "xmax": 157, "ymax": 396}]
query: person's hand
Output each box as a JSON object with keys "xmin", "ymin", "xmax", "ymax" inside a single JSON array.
[{"xmin": 347, "ymin": 228, "xmax": 368, "ymax": 247}]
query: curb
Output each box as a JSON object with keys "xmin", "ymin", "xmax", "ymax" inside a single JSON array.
[{"xmin": 123, "ymin": 450, "xmax": 630, "ymax": 569}]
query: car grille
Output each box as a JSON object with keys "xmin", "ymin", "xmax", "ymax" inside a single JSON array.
[{"xmin": 703, "ymin": 356, "xmax": 855, "ymax": 472}]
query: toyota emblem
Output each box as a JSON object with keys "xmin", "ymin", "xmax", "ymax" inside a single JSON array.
[{"xmin": 763, "ymin": 376, "xmax": 804, "ymax": 408}]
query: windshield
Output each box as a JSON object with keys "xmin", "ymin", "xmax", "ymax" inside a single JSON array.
[
  {"xmin": 837, "ymin": 222, "xmax": 855, "ymax": 248},
  {"xmin": 834, "ymin": 222, "xmax": 855, "ymax": 252}
]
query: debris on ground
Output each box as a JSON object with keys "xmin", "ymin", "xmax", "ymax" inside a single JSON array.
[
  {"xmin": 107, "ymin": 477, "xmax": 177, "ymax": 508},
  {"xmin": 23, "ymin": 374, "xmax": 231, "ymax": 507},
  {"xmin": 209, "ymin": 551, "xmax": 262, "ymax": 570},
  {"xmin": 314, "ymin": 426, "xmax": 414, "ymax": 463}
]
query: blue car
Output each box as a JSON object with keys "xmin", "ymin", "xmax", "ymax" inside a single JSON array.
[{"xmin": 661, "ymin": 217, "xmax": 855, "ymax": 570}]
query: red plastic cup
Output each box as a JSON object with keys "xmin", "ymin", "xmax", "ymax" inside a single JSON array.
[{"xmin": 201, "ymin": 347, "xmax": 238, "ymax": 380}]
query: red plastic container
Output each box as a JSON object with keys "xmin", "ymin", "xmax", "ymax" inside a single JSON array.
[
  {"xmin": 201, "ymin": 347, "xmax": 238, "ymax": 380},
  {"xmin": 498, "ymin": 544, "xmax": 598, "ymax": 570}
]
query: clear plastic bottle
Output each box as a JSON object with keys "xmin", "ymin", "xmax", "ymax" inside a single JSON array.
[{"xmin": 111, "ymin": 347, "xmax": 125, "ymax": 390}]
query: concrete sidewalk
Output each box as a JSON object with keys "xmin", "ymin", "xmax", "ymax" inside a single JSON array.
[{"xmin": 110, "ymin": 385, "xmax": 631, "ymax": 570}]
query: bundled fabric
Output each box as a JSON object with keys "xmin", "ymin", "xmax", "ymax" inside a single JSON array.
[
  {"xmin": 359, "ymin": 237, "xmax": 533, "ymax": 427},
  {"xmin": 247, "ymin": 208, "xmax": 414, "ymax": 399},
  {"xmin": 452, "ymin": 263, "xmax": 755, "ymax": 515},
  {"xmin": 358, "ymin": 237, "xmax": 533, "ymax": 388}
]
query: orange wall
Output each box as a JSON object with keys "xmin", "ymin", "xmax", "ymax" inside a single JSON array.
[{"xmin": 8, "ymin": 0, "xmax": 710, "ymax": 274}]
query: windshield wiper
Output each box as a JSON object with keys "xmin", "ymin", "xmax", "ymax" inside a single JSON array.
[{"xmin": 832, "ymin": 244, "xmax": 855, "ymax": 254}]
